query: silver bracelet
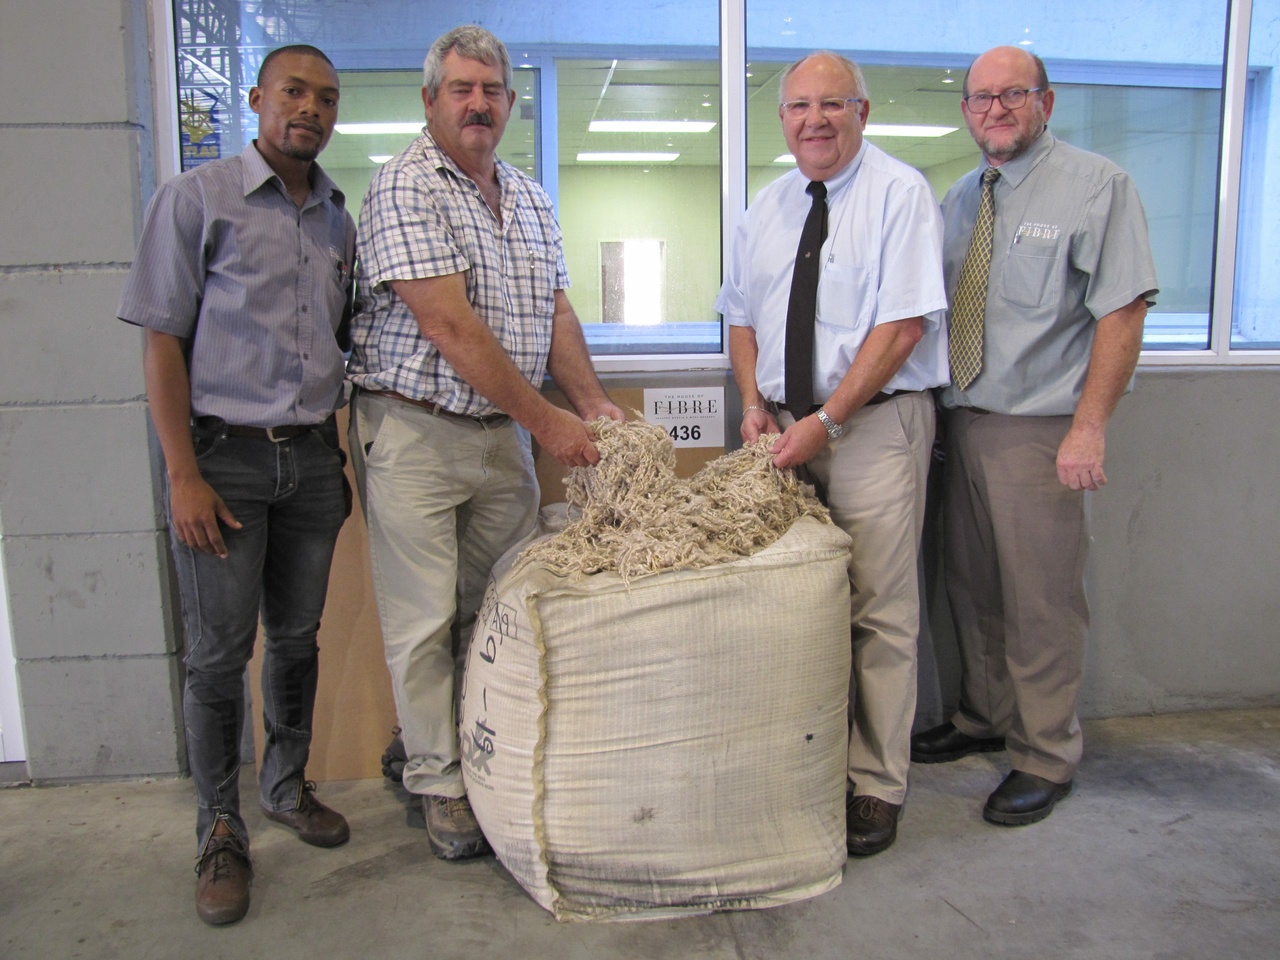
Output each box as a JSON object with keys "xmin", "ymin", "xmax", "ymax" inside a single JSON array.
[{"xmin": 743, "ymin": 404, "xmax": 769, "ymax": 417}]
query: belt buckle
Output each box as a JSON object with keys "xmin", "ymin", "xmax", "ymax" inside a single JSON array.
[{"xmin": 265, "ymin": 426, "xmax": 291, "ymax": 443}]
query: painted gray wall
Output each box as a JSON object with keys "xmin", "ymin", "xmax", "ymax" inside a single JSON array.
[
  {"xmin": 0, "ymin": 0, "xmax": 185, "ymax": 780},
  {"xmin": 1084, "ymin": 368, "xmax": 1280, "ymax": 713},
  {"xmin": 0, "ymin": 1, "xmax": 1274, "ymax": 781},
  {"xmin": 918, "ymin": 368, "xmax": 1280, "ymax": 727}
]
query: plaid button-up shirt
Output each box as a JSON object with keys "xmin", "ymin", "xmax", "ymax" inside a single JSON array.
[{"xmin": 347, "ymin": 131, "xmax": 569, "ymax": 417}]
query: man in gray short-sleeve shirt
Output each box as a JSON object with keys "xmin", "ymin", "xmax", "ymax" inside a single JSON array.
[
  {"xmin": 118, "ymin": 45, "xmax": 354, "ymax": 926},
  {"xmin": 911, "ymin": 46, "xmax": 1158, "ymax": 826}
]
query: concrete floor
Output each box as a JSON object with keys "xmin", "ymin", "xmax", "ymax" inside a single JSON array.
[{"xmin": 1, "ymin": 708, "xmax": 1277, "ymax": 960}]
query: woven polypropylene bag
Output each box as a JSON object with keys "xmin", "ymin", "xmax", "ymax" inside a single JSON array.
[{"xmin": 459, "ymin": 516, "xmax": 852, "ymax": 921}]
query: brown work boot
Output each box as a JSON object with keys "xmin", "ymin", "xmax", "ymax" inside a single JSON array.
[
  {"xmin": 423, "ymin": 794, "xmax": 491, "ymax": 861},
  {"xmin": 846, "ymin": 794, "xmax": 901, "ymax": 857},
  {"xmin": 194, "ymin": 822, "xmax": 251, "ymax": 926},
  {"xmin": 262, "ymin": 780, "xmax": 350, "ymax": 847}
]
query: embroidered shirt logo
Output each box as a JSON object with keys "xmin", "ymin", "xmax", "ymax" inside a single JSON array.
[{"xmin": 1015, "ymin": 222, "xmax": 1061, "ymax": 243}]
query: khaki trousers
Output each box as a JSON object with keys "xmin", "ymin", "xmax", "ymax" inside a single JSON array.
[
  {"xmin": 350, "ymin": 390, "xmax": 539, "ymax": 798},
  {"xmin": 942, "ymin": 408, "xmax": 1088, "ymax": 783},
  {"xmin": 784, "ymin": 391, "xmax": 934, "ymax": 804}
]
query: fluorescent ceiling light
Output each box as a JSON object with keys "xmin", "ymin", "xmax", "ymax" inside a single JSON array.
[
  {"xmin": 577, "ymin": 152, "xmax": 679, "ymax": 162},
  {"xmin": 336, "ymin": 122, "xmax": 422, "ymax": 135},
  {"xmin": 369, "ymin": 155, "xmax": 393, "ymax": 164},
  {"xmin": 865, "ymin": 124, "xmax": 958, "ymax": 138},
  {"xmin": 589, "ymin": 120, "xmax": 716, "ymax": 133},
  {"xmin": 775, "ymin": 125, "xmax": 955, "ymax": 164}
]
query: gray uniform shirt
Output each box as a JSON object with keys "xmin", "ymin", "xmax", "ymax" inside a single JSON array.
[
  {"xmin": 118, "ymin": 144, "xmax": 356, "ymax": 427},
  {"xmin": 939, "ymin": 130, "xmax": 1159, "ymax": 416}
]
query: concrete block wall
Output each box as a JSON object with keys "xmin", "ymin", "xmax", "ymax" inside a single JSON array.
[{"xmin": 0, "ymin": 0, "xmax": 184, "ymax": 779}]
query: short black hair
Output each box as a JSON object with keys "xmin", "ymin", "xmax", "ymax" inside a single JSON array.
[{"xmin": 256, "ymin": 44, "xmax": 336, "ymax": 87}]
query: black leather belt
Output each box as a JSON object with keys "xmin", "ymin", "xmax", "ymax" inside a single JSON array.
[
  {"xmin": 778, "ymin": 390, "xmax": 912, "ymax": 417},
  {"xmin": 195, "ymin": 417, "xmax": 325, "ymax": 442}
]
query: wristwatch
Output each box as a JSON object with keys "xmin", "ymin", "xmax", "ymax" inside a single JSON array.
[{"xmin": 815, "ymin": 407, "xmax": 844, "ymax": 440}]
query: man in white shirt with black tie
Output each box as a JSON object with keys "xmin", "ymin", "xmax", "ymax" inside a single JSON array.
[{"xmin": 716, "ymin": 50, "xmax": 949, "ymax": 856}]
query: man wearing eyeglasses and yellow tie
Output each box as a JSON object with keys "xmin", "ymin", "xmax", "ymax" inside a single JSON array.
[
  {"xmin": 912, "ymin": 46, "xmax": 1158, "ymax": 826},
  {"xmin": 718, "ymin": 51, "xmax": 949, "ymax": 857}
]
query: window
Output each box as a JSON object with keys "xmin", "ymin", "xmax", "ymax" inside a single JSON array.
[
  {"xmin": 601, "ymin": 240, "xmax": 665, "ymax": 325},
  {"xmin": 164, "ymin": 0, "xmax": 1280, "ymax": 364},
  {"xmin": 746, "ymin": 2, "xmax": 1228, "ymax": 353},
  {"xmin": 170, "ymin": 2, "xmax": 722, "ymax": 361},
  {"xmin": 1232, "ymin": 0, "xmax": 1280, "ymax": 349},
  {"xmin": 557, "ymin": 57, "xmax": 723, "ymax": 356}
]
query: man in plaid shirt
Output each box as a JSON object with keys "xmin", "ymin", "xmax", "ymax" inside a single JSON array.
[{"xmin": 347, "ymin": 24, "xmax": 623, "ymax": 860}]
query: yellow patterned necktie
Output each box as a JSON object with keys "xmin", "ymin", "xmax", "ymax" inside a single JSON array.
[{"xmin": 949, "ymin": 167, "xmax": 1000, "ymax": 390}]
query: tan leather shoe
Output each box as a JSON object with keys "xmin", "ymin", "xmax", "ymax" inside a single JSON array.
[
  {"xmin": 262, "ymin": 780, "xmax": 350, "ymax": 847},
  {"xmin": 195, "ymin": 825, "xmax": 251, "ymax": 926},
  {"xmin": 423, "ymin": 794, "xmax": 490, "ymax": 861}
]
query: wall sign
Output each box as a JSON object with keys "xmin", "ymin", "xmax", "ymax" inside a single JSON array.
[{"xmin": 643, "ymin": 387, "xmax": 725, "ymax": 449}]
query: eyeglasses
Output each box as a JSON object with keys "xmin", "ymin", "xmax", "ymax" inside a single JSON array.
[
  {"xmin": 962, "ymin": 88, "xmax": 1043, "ymax": 113},
  {"xmin": 780, "ymin": 97, "xmax": 864, "ymax": 119}
]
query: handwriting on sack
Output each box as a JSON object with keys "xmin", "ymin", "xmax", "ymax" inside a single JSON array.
[
  {"xmin": 479, "ymin": 599, "xmax": 518, "ymax": 662},
  {"xmin": 465, "ymin": 598, "xmax": 520, "ymax": 776},
  {"xmin": 465, "ymin": 689, "xmax": 496, "ymax": 776}
]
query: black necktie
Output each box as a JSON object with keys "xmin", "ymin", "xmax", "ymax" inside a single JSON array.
[{"xmin": 785, "ymin": 180, "xmax": 828, "ymax": 413}]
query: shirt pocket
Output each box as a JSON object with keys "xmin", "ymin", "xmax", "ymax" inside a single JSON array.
[
  {"xmin": 816, "ymin": 263, "xmax": 874, "ymax": 332},
  {"xmin": 525, "ymin": 249, "xmax": 558, "ymax": 320},
  {"xmin": 998, "ymin": 240, "xmax": 1061, "ymax": 310}
]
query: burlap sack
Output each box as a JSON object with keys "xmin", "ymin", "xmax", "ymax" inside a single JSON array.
[{"xmin": 459, "ymin": 516, "xmax": 852, "ymax": 921}]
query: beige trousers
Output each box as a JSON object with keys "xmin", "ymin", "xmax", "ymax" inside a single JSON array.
[
  {"xmin": 784, "ymin": 391, "xmax": 934, "ymax": 805},
  {"xmin": 350, "ymin": 390, "xmax": 539, "ymax": 798},
  {"xmin": 942, "ymin": 408, "xmax": 1088, "ymax": 783}
]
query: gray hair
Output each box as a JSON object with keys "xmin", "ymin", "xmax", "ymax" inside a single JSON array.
[
  {"xmin": 778, "ymin": 51, "xmax": 868, "ymax": 104},
  {"xmin": 422, "ymin": 25, "xmax": 512, "ymax": 98}
]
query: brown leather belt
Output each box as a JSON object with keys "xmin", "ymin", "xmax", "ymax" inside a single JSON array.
[{"xmin": 370, "ymin": 389, "xmax": 510, "ymax": 425}]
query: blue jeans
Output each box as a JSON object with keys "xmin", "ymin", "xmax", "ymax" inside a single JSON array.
[{"xmin": 166, "ymin": 417, "xmax": 347, "ymax": 854}]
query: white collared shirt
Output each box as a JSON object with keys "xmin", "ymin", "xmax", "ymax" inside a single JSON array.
[{"xmin": 717, "ymin": 141, "xmax": 949, "ymax": 403}]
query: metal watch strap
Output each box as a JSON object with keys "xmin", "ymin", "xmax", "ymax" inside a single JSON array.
[{"xmin": 815, "ymin": 407, "xmax": 843, "ymax": 439}]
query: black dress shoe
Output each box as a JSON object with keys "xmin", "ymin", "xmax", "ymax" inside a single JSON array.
[
  {"xmin": 910, "ymin": 721, "xmax": 1005, "ymax": 764},
  {"xmin": 983, "ymin": 770, "xmax": 1073, "ymax": 826},
  {"xmin": 846, "ymin": 795, "xmax": 901, "ymax": 857}
]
